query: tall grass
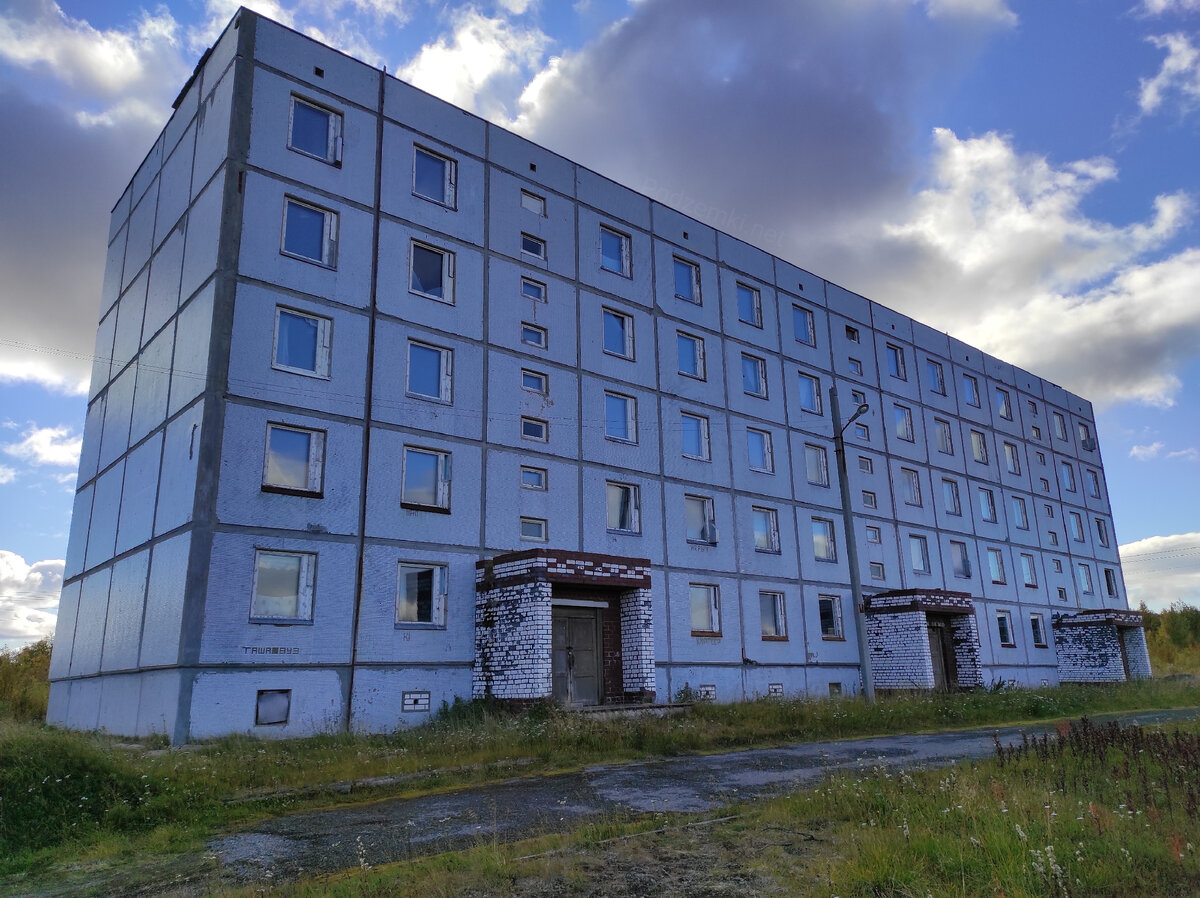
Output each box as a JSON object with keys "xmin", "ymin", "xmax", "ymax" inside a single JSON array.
[{"xmin": 0, "ymin": 638, "xmax": 50, "ymax": 721}]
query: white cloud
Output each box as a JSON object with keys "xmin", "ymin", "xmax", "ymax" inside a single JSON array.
[
  {"xmin": 3, "ymin": 425, "xmax": 82, "ymax": 468},
  {"xmin": 1167, "ymin": 447, "xmax": 1200, "ymax": 461},
  {"xmin": 923, "ymin": 0, "xmax": 1017, "ymax": 27},
  {"xmin": 497, "ymin": 0, "xmax": 537, "ymax": 14},
  {"xmin": 0, "ymin": 550, "xmax": 61, "ymax": 648},
  {"xmin": 0, "ymin": 465, "xmax": 14, "ymax": 484},
  {"xmin": 1121, "ymin": 532, "xmax": 1200, "ymax": 612},
  {"xmin": 1130, "ymin": 441, "xmax": 1165, "ymax": 460},
  {"xmin": 1140, "ymin": 0, "xmax": 1200, "ymax": 14},
  {"xmin": 1138, "ymin": 32, "xmax": 1200, "ymax": 116}
]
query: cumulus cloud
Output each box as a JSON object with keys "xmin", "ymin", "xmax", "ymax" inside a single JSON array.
[
  {"xmin": 3, "ymin": 425, "xmax": 82, "ymax": 468},
  {"xmin": 923, "ymin": 0, "xmax": 1017, "ymax": 27},
  {"xmin": 0, "ymin": 465, "xmax": 14, "ymax": 484},
  {"xmin": 1167, "ymin": 447, "xmax": 1200, "ymax": 461},
  {"xmin": 1130, "ymin": 441, "xmax": 1166, "ymax": 460},
  {"xmin": 1138, "ymin": 32, "xmax": 1200, "ymax": 116},
  {"xmin": 1121, "ymin": 532, "xmax": 1200, "ymax": 611},
  {"xmin": 1140, "ymin": 0, "xmax": 1200, "ymax": 15},
  {"xmin": 0, "ymin": 549, "xmax": 61, "ymax": 648}
]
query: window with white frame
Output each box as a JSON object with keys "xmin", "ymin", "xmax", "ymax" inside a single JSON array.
[
  {"xmin": 396, "ymin": 563, "xmax": 447, "ymax": 625},
  {"xmin": 988, "ymin": 547, "xmax": 1006, "ymax": 584},
  {"xmin": 520, "ymin": 276, "xmax": 546, "ymax": 302},
  {"xmin": 845, "ymin": 324, "xmax": 860, "ymax": 343},
  {"xmin": 886, "ymin": 343, "xmax": 907, "ymax": 380},
  {"xmin": 1104, "ymin": 567, "xmax": 1118, "ymax": 597},
  {"xmin": 412, "ymin": 146, "xmax": 457, "ymax": 207},
  {"xmin": 681, "ymin": 412, "xmax": 711, "ymax": 460},
  {"xmin": 606, "ymin": 481, "xmax": 641, "ymax": 533},
  {"xmin": 818, "ymin": 594, "xmax": 843, "ymax": 638},
  {"xmin": 1057, "ymin": 586, "xmax": 1068, "ymax": 602},
  {"xmin": 273, "ymin": 307, "xmax": 331, "ymax": 378},
  {"xmin": 996, "ymin": 387, "xmax": 1013, "ymax": 420},
  {"xmin": 793, "ymin": 305, "xmax": 816, "ymax": 345},
  {"xmin": 1076, "ymin": 562, "xmax": 1094, "ymax": 594},
  {"xmin": 910, "ymin": 534, "xmax": 931, "ymax": 573},
  {"xmin": 1069, "ymin": 511, "xmax": 1085, "ymax": 542},
  {"xmin": 752, "ymin": 506, "xmax": 781, "ymax": 553},
  {"xmin": 410, "ymin": 240, "xmax": 455, "ymax": 303},
  {"xmin": 1003, "ymin": 442, "xmax": 1021, "ymax": 475},
  {"xmin": 251, "ymin": 549, "xmax": 316, "ymax": 621},
  {"xmin": 520, "ymin": 322, "xmax": 548, "ymax": 350},
  {"xmin": 935, "ymin": 418, "xmax": 954, "ymax": 455},
  {"xmin": 521, "ymin": 416, "xmax": 548, "ymax": 442},
  {"xmin": 1030, "ymin": 613, "xmax": 1047, "ymax": 648},
  {"xmin": 1011, "ymin": 496, "xmax": 1029, "ymax": 529},
  {"xmin": 677, "ymin": 331, "xmax": 705, "ymax": 379},
  {"xmin": 805, "ymin": 443, "xmax": 829, "ymax": 486},
  {"xmin": 970, "ymin": 430, "xmax": 988, "ymax": 464},
  {"xmin": 1032, "ymin": 425, "xmax": 1043, "ymax": 440},
  {"xmin": 866, "ymin": 525, "xmax": 882, "ymax": 543},
  {"xmin": 1078, "ymin": 421, "xmax": 1092, "ymax": 445},
  {"xmin": 747, "ymin": 427, "xmax": 774, "ymax": 473},
  {"xmin": 870, "ymin": 561, "xmax": 886, "ymax": 580},
  {"xmin": 978, "ymin": 487, "xmax": 997, "ymax": 523},
  {"xmin": 862, "ymin": 491, "xmax": 877, "ymax": 509},
  {"xmin": 407, "ymin": 340, "xmax": 453, "ymax": 402},
  {"xmin": 852, "ymin": 389, "xmax": 867, "ymax": 406},
  {"xmin": 926, "ymin": 358, "xmax": 946, "ymax": 395},
  {"xmin": 521, "ymin": 232, "xmax": 546, "ymax": 260},
  {"xmin": 401, "ymin": 447, "xmax": 451, "ymax": 510},
  {"xmin": 736, "ymin": 283, "xmax": 762, "ymax": 327},
  {"xmin": 1052, "ymin": 558, "xmax": 1063, "ymax": 573},
  {"xmin": 797, "ymin": 371, "xmax": 821, "ymax": 412},
  {"xmin": 849, "ymin": 358, "xmax": 864, "ymax": 376},
  {"xmin": 673, "ymin": 257, "xmax": 700, "ymax": 303},
  {"xmin": 1052, "ymin": 411, "xmax": 1067, "ymax": 441},
  {"xmin": 690, "ymin": 583, "xmax": 720, "ymax": 634},
  {"xmin": 812, "ymin": 517, "xmax": 837, "ymax": 561},
  {"xmin": 854, "ymin": 422, "xmax": 870, "ymax": 441},
  {"xmin": 282, "ymin": 197, "xmax": 337, "ymax": 266},
  {"xmin": 742, "ymin": 353, "xmax": 768, "ymax": 397},
  {"xmin": 288, "ymin": 96, "xmax": 342, "ymax": 164},
  {"xmin": 901, "ymin": 467, "xmax": 922, "ymax": 506},
  {"xmin": 951, "ymin": 540, "xmax": 972, "ymax": 578},
  {"xmin": 602, "ymin": 308, "xmax": 634, "ymax": 358},
  {"xmin": 520, "ymin": 465, "xmax": 546, "ymax": 490},
  {"xmin": 521, "ymin": 368, "xmax": 548, "ymax": 395},
  {"xmin": 256, "ymin": 689, "xmax": 291, "ymax": 725},
  {"xmin": 604, "ymin": 392, "xmax": 636, "ymax": 443},
  {"xmin": 760, "ymin": 591, "xmax": 786, "ymax": 639},
  {"xmin": 893, "ymin": 404, "xmax": 915, "ymax": 442},
  {"xmin": 1020, "ymin": 553, "xmax": 1038, "ymax": 587},
  {"xmin": 599, "ymin": 225, "xmax": 631, "ymax": 276},
  {"xmin": 520, "ymin": 517, "xmax": 547, "ymax": 541},
  {"xmin": 520, "ymin": 189, "xmax": 546, "ymax": 216},
  {"xmin": 1060, "ymin": 460, "xmax": 1077, "ymax": 492},
  {"xmin": 996, "ymin": 610, "xmax": 1015, "ymax": 646},
  {"xmin": 942, "ymin": 478, "xmax": 961, "ymax": 515},
  {"xmin": 1048, "ymin": 530, "xmax": 1059, "ymax": 546},
  {"xmin": 684, "ymin": 495, "xmax": 718, "ymax": 544},
  {"xmin": 962, "ymin": 373, "xmax": 980, "ymax": 407},
  {"xmin": 263, "ymin": 423, "xmax": 325, "ymax": 495},
  {"xmin": 1095, "ymin": 517, "xmax": 1110, "ymax": 547}
]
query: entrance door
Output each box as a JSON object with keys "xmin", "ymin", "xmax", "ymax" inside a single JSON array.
[
  {"xmin": 551, "ymin": 607, "xmax": 601, "ymax": 706},
  {"xmin": 927, "ymin": 616, "xmax": 958, "ymax": 691}
]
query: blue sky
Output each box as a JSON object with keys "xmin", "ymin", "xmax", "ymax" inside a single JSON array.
[{"xmin": 1, "ymin": 0, "xmax": 1198, "ymax": 648}]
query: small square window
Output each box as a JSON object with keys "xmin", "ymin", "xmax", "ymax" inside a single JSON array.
[
  {"xmin": 520, "ymin": 189, "xmax": 546, "ymax": 216},
  {"xmin": 674, "ymin": 258, "xmax": 701, "ymax": 304},
  {"xmin": 886, "ymin": 343, "xmax": 907, "ymax": 380},
  {"xmin": 520, "ymin": 517, "xmax": 547, "ymax": 542},
  {"xmin": 1030, "ymin": 613, "xmax": 1047, "ymax": 648},
  {"xmin": 812, "ymin": 518, "xmax": 837, "ymax": 561},
  {"xmin": 869, "ymin": 561, "xmax": 886, "ymax": 580},
  {"xmin": 805, "ymin": 443, "xmax": 829, "ymax": 486},
  {"xmin": 520, "ymin": 322, "xmax": 548, "ymax": 349},
  {"xmin": 736, "ymin": 283, "xmax": 762, "ymax": 327},
  {"xmin": 263, "ymin": 423, "xmax": 325, "ymax": 495},
  {"xmin": 413, "ymin": 146, "xmax": 457, "ymax": 207},
  {"xmin": 677, "ymin": 331, "xmax": 706, "ymax": 380},
  {"xmin": 690, "ymin": 583, "xmax": 720, "ymax": 634},
  {"xmin": 1049, "ymin": 530, "xmax": 1059, "ymax": 546},
  {"xmin": 866, "ymin": 525, "xmax": 882, "ymax": 544},
  {"xmin": 521, "ymin": 416, "xmax": 548, "ymax": 442},
  {"xmin": 600, "ymin": 225, "xmax": 631, "ymax": 276},
  {"xmin": 401, "ymin": 446, "xmax": 451, "ymax": 511},
  {"xmin": 282, "ymin": 197, "xmax": 338, "ymax": 267},
  {"xmin": 251, "ymin": 550, "xmax": 316, "ymax": 621},
  {"xmin": 407, "ymin": 340, "xmax": 453, "ymax": 402},
  {"xmin": 818, "ymin": 594, "xmax": 843, "ymax": 639},
  {"xmin": 752, "ymin": 506, "xmax": 781, "ymax": 553},
  {"xmin": 1027, "ymin": 400, "xmax": 1038, "ymax": 414},
  {"xmin": 862, "ymin": 490, "xmax": 877, "ymax": 509},
  {"xmin": 1040, "ymin": 477, "xmax": 1051, "ymax": 492},
  {"xmin": 520, "ymin": 465, "xmax": 547, "ymax": 490},
  {"xmin": 273, "ymin": 307, "xmax": 331, "ymax": 378},
  {"xmin": 521, "ymin": 232, "xmax": 546, "ymax": 260},
  {"xmin": 926, "ymin": 359, "xmax": 946, "ymax": 395},
  {"xmin": 397, "ymin": 563, "xmax": 447, "ymax": 625},
  {"xmin": 760, "ymin": 591, "xmax": 786, "ymax": 639},
  {"xmin": 520, "ymin": 277, "xmax": 546, "ymax": 302},
  {"xmin": 793, "ymin": 305, "xmax": 816, "ymax": 346},
  {"xmin": 602, "ymin": 308, "xmax": 634, "ymax": 359},
  {"xmin": 1052, "ymin": 559, "xmax": 1063, "ymax": 573},
  {"xmin": 604, "ymin": 391, "xmax": 637, "ymax": 443},
  {"xmin": 996, "ymin": 610, "xmax": 1015, "ymax": 646},
  {"xmin": 858, "ymin": 456, "xmax": 874, "ymax": 474},
  {"xmin": 854, "ymin": 422, "xmax": 870, "ymax": 441},
  {"xmin": 606, "ymin": 481, "xmax": 641, "ymax": 533},
  {"xmin": 845, "ymin": 325, "xmax": 860, "ymax": 343},
  {"xmin": 851, "ymin": 389, "xmax": 867, "ymax": 406},
  {"xmin": 742, "ymin": 353, "xmax": 768, "ymax": 398},
  {"xmin": 797, "ymin": 371, "xmax": 821, "ymax": 412},
  {"xmin": 681, "ymin": 412, "xmax": 711, "ymax": 460},
  {"xmin": 849, "ymin": 358, "xmax": 864, "ymax": 376},
  {"xmin": 1057, "ymin": 586, "xmax": 1068, "ymax": 602},
  {"xmin": 962, "ymin": 373, "xmax": 980, "ymax": 407},
  {"xmin": 748, "ymin": 428, "xmax": 775, "ymax": 473},
  {"xmin": 288, "ymin": 96, "xmax": 342, "ymax": 164},
  {"xmin": 685, "ymin": 495, "xmax": 718, "ymax": 544},
  {"xmin": 256, "ymin": 689, "xmax": 291, "ymax": 726},
  {"xmin": 1032, "ymin": 425, "xmax": 1043, "ymax": 441},
  {"xmin": 410, "ymin": 241, "xmax": 455, "ymax": 303},
  {"xmin": 521, "ymin": 368, "xmax": 548, "ymax": 395}
]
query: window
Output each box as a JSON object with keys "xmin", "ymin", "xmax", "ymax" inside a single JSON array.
[
  {"xmin": 1048, "ymin": 531, "xmax": 1059, "ymax": 546},
  {"xmin": 926, "ymin": 359, "xmax": 946, "ymax": 395},
  {"xmin": 520, "ymin": 517, "xmax": 547, "ymax": 542},
  {"xmin": 1095, "ymin": 518, "xmax": 1110, "ymax": 547},
  {"xmin": 1057, "ymin": 586, "xmax": 1069, "ymax": 602},
  {"xmin": 1086, "ymin": 469, "xmax": 1102, "ymax": 499},
  {"xmin": 942, "ymin": 478, "xmax": 962, "ymax": 516},
  {"xmin": 674, "ymin": 257, "xmax": 701, "ymax": 303},
  {"xmin": 520, "ymin": 466, "xmax": 546, "ymax": 490},
  {"xmin": 760, "ymin": 591, "xmax": 786, "ymax": 639},
  {"xmin": 520, "ymin": 322, "xmax": 547, "ymax": 349},
  {"xmin": 520, "ymin": 189, "xmax": 545, "ymax": 216},
  {"xmin": 1011, "ymin": 496, "xmax": 1029, "ymax": 530},
  {"xmin": 866, "ymin": 525, "xmax": 882, "ymax": 543},
  {"xmin": 793, "ymin": 305, "xmax": 816, "ymax": 345},
  {"xmin": 870, "ymin": 561, "xmax": 886, "ymax": 580},
  {"xmin": 818, "ymin": 595, "xmax": 843, "ymax": 638},
  {"xmin": 606, "ymin": 481, "xmax": 641, "ymax": 533},
  {"xmin": 1036, "ymin": 451, "xmax": 1047, "ymax": 465},
  {"xmin": 263, "ymin": 424, "xmax": 324, "ymax": 495},
  {"xmin": 1032, "ymin": 425, "xmax": 1042, "ymax": 440},
  {"xmin": 996, "ymin": 387, "xmax": 1013, "ymax": 420},
  {"xmin": 1040, "ymin": 477, "xmax": 1051, "ymax": 493},
  {"xmin": 996, "ymin": 610, "xmax": 1015, "ymax": 647},
  {"xmin": 681, "ymin": 412, "xmax": 711, "ymax": 460},
  {"xmin": 396, "ymin": 563, "xmax": 446, "ymax": 625},
  {"xmin": 862, "ymin": 490, "xmax": 878, "ymax": 508},
  {"xmin": 736, "ymin": 283, "xmax": 762, "ymax": 327},
  {"xmin": 988, "ymin": 548, "xmax": 1007, "ymax": 584},
  {"xmin": 1027, "ymin": 400, "xmax": 1038, "ymax": 414},
  {"xmin": 521, "ymin": 416, "xmax": 548, "ymax": 442},
  {"xmin": 797, "ymin": 371, "xmax": 821, "ymax": 412},
  {"xmin": 1052, "ymin": 411, "xmax": 1067, "ymax": 441},
  {"xmin": 854, "ymin": 422, "xmax": 870, "ymax": 441},
  {"xmin": 256, "ymin": 690, "xmax": 291, "ymax": 725},
  {"xmin": 935, "ymin": 418, "xmax": 954, "ymax": 455},
  {"xmin": 282, "ymin": 197, "xmax": 337, "ymax": 266},
  {"xmin": 849, "ymin": 358, "xmax": 864, "ymax": 376},
  {"xmin": 520, "ymin": 277, "xmax": 546, "ymax": 302},
  {"xmin": 677, "ymin": 331, "xmax": 706, "ymax": 379},
  {"xmin": 600, "ymin": 225, "xmax": 631, "ymax": 276},
  {"xmin": 685, "ymin": 495, "xmax": 718, "ymax": 544},
  {"xmin": 1045, "ymin": 503, "xmax": 1056, "ymax": 518},
  {"xmin": 273, "ymin": 307, "xmax": 331, "ymax": 378},
  {"xmin": 288, "ymin": 96, "xmax": 342, "ymax": 164},
  {"xmin": 812, "ymin": 518, "xmax": 837, "ymax": 561},
  {"xmin": 752, "ymin": 506, "xmax": 781, "ymax": 553},
  {"xmin": 845, "ymin": 325, "xmax": 860, "ymax": 343},
  {"xmin": 1020, "ymin": 553, "xmax": 1038, "ymax": 587},
  {"xmin": 401, "ymin": 447, "xmax": 451, "ymax": 510},
  {"xmin": 970, "ymin": 430, "xmax": 988, "ymax": 464},
  {"xmin": 407, "ymin": 340, "xmax": 453, "ymax": 402},
  {"xmin": 748, "ymin": 428, "xmax": 775, "ymax": 473},
  {"xmin": 410, "ymin": 241, "xmax": 455, "ymax": 303},
  {"xmin": 893, "ymin": 404, "xmax": 915, "ymax": 442},
  {"xmin": 1076, "ymin": 562, "xmax": 1094, "ymax": 594},
  {"xmin": 910, "ymin": 535, "xmax": 931, "ymax": 573},
  {"xmin": 962, "ymin": 373, "xmax": 980, "ymax": 407},
  {"xmin": 1077, "ymin": 422, "xmax": 1092, "ymax": 445},
  {"xmin": 1069, "ymin": 511, "xmax": 1085, "ymax": 542},
  {"xmin": 521, "ymin": 368, "xmax": 548, "ymax": 395},
  {"xmin": 521, "ymin": 232, "xmax": 546, "ymax": 260},
  {"xmin": 742, "ymin": 353, "xmax": 768, "ymax": 397},
  {"xmin": 886, "ymin": 343, "xmax": 907, "ymax": 379},
  {"xmin": 1060, "ymin": 461, "xmax": 1077, "ymax": 492},
  {"xmin": 1030, "ymin": 614, "xmax": 1048, "ymax": 648},
  {"xmin": 978, "ymin": 487, "xmax": 997, "ymax": 523},
  {"xmin": 858, "ymin": 456, "xmax": 874, "ymax": 474},
  {"xmin": 604, "ymin": 392, "xmax": 637, "ymax": 443},
  {"xmin": 1003, "ymin": 442, "xmax": 1021, "ymax": 475},
  {"xmin": 690, "ymin": 584, "xmax": 720, "ymax": 634},
  {"xmin": 851, "ymin": 389, "xmax": 867, "ymax": 406},
  {"xmin": 901, "ymin": 467, "xmax": 922, "ymax": 506},
  {"xmin": 413, "ymin": 146, "xmax": 456, "ymax": 207},
  {"xmin": 1104, "ymin": 567, "xmax": 1119, "ymax": 598},
  {"xmin": 251, "ymin": 550, "xmax": 315, "ymax": 621},
  {"xmin": 1052, "ymin": 559, "xmax": 1063, "ymax": 573},
  {"xmin": 602, "ymin": 308, "xmax": 634, "ymax": 358},
  {"xmin": 805, "ymin": 443, "xmax": 829, "ymax": 486},
  {"xmin": 951, "ymin": 541, "xmax": 972, "ymax": 578}
]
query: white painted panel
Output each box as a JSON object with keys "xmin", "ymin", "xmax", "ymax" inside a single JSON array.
[
  {"xmin": 69, "ymin": 567, "xmax": 112, "ymax": 677},
  {"xmin": 63, "ymin": 483, "xmax": 95, "ymax": 580},
  {"xmin": 144, "ymin": 227, "xmax": 184, "ymax": 341},
  {"xmin": 64, "ymin": 677, "xmax": 103, "ymax": 731},
  {"xmin": 116, "ymin": 435, "xmax": 162, "ymax": 555},
  {"xmin": 140, "ymin": 533, "xmax": 191, "ymax": 668},
  {"xmin": 180, "ymin": 176, "xmax": 223, "ymax": 305},
  {"xmin": 89, "ymin": 308, "xmax": 117, "ymax": 401},
  {"xmin": 191, "ymin": 65, "xmax": 235, "ymax": 194},
  {"xmin": 98, "ymin": 365, "xmax": 135, "ymax": 471},
  {"xmin": 155, "ymin": 120, "xmax": 196, "ymax": 249},
  {"xmin": 49, "ymin": 581, "xmax": 81, "ymax": 680},
  {"xmin": 98, "ymin": 673, "xmax": 142, "ymax": 735},
  {"xmin": 129, "ymin": 326, "xmax": 173, "ymax": 445},
  {"xmin": 135, "ymin": 668, "xmax": 181, "ymax": 737},
  {"xmin": 350, "ymin": 667, "xmax": 473, "ymax": 733},
  {"xmin": 122, "ymin": 176, "xmax": 159, "ymax": 292},
  {"xmin": 188, "ymin": 668, "xmax": 345, "ymax": 740},
  {"xmin": 85, "ymin": 462, "xmax": 124, "ymax": 571},
  {"xmin": 169, "ymin": 284, "xmax": 213, "ymax": 417},
  {"xmin": 155, "ymin": 401, "xmax": 203, "ymax": 536}
]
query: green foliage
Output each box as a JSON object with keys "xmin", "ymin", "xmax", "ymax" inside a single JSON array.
[
  {"xmin": 0, "ymin": 638, "xmax": 51, "ymax": 722},
  {"xmin": 1141, "ymin": 602, "xmax": 1200, "ymax": 676}
]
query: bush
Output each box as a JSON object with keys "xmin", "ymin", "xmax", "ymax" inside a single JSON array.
[{"xmin": 0, "ymin": 638, "xmax": 51, "ymax": 722}]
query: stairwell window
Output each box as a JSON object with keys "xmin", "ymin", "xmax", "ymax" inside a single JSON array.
[{"xmin": 412, "ymin": 146, "xmax": 457, "ymax": 208}]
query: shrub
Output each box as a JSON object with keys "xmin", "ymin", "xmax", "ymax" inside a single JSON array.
[{"xmin": 0, "ymin": 638, "xmax": 51, "ymax": 722}]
